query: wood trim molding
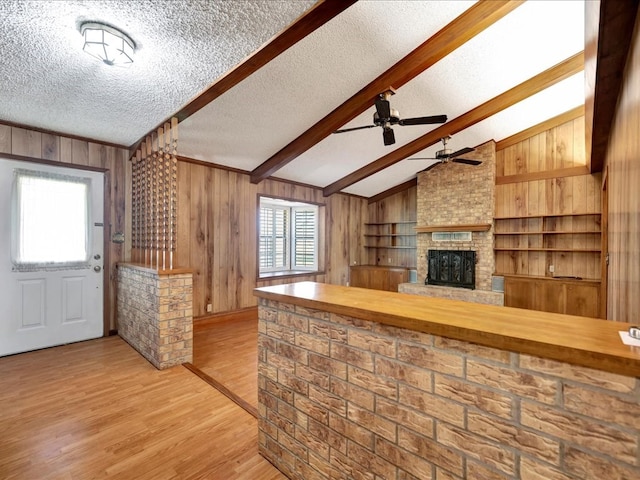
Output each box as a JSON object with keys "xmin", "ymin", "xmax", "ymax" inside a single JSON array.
[
  {"xmin": 415, "ymin": 224, "xmax": 491, "ymax": 233},
  {"xmin": 176, "ymin": 154, "xmax": 368, "ymax": 200},
  {"xmin": 368, "ymin": 178, "xmax": 417, "ymax": 204},
  {"xmin": 129, "ymin": 0, "xmax": 357, "ymax": 154},
  {"xmin": 495, "ymin": 106, "xmax": 585, "ymax": 151},
  {"xmin": 116, "ymin": 263, "xmax": 194, "ymax": 275},
  {"xmin": 177, "ymin": 154, "xmax": 251, "ymax": 175},
  {"xmin": 585, "ymin": 0, "xmax": 639, "ymax": 173},
  {"xmin": 0, "ymin": 120, "xmax": 129, "ymax": 150},
  {"xmin": 0, "ymin": 151, "xmax": 108, "ymax": 173},
  {"xmin": 495, "ymin": 166, "xmax": 590, "ymax": 185},
  {"xmin": 323, "ymin": 52, "xmax": 585, "ymax": 197},
  {"xmin": 249, "ymin": 0, "xmax": 524, "ymax": 184}
]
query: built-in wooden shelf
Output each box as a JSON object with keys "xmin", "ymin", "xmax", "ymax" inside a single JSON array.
[
  {"xmin": 364, "ymin": 246, "xmax": 415, "ymax": 249},
  {"xmin": 494, "ymin": 212, "xmax": 600, "ymax": 220},
  {"xmin": 364, "ymin": 221, "xmax": 416, "ymax": 268},
  {"xmin": 502, "ymin": 274, "xmax": 601, "ymax": 283},
  {"xmin": 494, "ymin": 247, "xmax": 601, "ymax": 252},
  {"xmin": 494, "ymin": 230, "xmax": 601, "ymax": 235},
  {"xmin": 415, "ymin": 223, "xmax": 492, "ymax": 232}
]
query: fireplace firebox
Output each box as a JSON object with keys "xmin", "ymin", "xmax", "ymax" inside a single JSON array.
[{"xmin": 426, "ymin": 250, "xmax": 476, "ymax": 289}]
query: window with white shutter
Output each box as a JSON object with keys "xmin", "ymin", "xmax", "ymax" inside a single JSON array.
[{"xmin": 259, "ymin": 197, "xmax": 319, "ymax": 276}]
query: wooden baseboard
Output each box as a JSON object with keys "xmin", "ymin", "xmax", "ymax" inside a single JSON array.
[{"xmin": 193, "ymin": 306, "xmax": 258, "ymax": 331}]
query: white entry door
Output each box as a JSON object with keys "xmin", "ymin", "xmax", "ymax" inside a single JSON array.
[{"xmin": 0, "ymin": 158, "xmax": 104, "ymax": 356}]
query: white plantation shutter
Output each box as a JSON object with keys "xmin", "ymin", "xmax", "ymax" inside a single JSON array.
[
  {"xmin": 259, "ymin": 205, "xmax": 288, "ymax": 271},
  {"xmin": 292, "ymin": 207, "xmax": 317, "ymax": 269},
  {"xmin": 259, "ymin": 198, "xmax": 318, "ymax": 274}
]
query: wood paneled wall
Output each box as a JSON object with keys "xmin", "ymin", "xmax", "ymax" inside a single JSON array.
[
  {"xmin": 605, "ymin": 13, "xmax": 640, "ymax": 322},
  {"xmin": 0, "ymin": 125, "xmax": 129, "ymax": 332},
  {"xmin": 495, "ymin": 115, "xmax": 602, "ymax": 280},
  {"xmin": 175, "ymin": 160, "xmax": 368, "ymax": 317},
  {"xmin": 496, "ymin": 114, "xmax": 586, "ymax": 176}
]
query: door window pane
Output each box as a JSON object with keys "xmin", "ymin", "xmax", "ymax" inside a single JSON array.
[{"xmin": 12, "ymin": 169, "xmax": 91, "ymax": 269}]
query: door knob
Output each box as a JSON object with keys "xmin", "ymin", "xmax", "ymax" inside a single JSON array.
[{"xmin": 94, "ymin": 266, "xmax": 102, "ymax": 272}]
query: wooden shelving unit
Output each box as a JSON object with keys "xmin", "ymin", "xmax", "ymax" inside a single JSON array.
[
  {"xmin": 494, "ymin": 213, "xmax": 602, "ymax": 280},
  {"xmin": 364, "ymin": 221, "xmax": 416, "ymax": 268}
]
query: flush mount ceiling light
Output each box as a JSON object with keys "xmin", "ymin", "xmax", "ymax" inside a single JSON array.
[{"xmin": 80, "ymin": 22, "xmax": 135, "ymax": 66}]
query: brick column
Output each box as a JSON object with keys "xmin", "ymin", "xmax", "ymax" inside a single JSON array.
[
  {"xmin": 417, "ymin": 140, "xmax": 496, "ymax": 290},
  {"xmin": 117, "ymin": 264, "xmax": 193, "ymax": 369}
]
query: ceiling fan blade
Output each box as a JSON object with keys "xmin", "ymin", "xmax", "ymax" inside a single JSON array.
[
  {"xmin": 399, "ymin": 115, "xmax": 447, "ymax": 126},
  {"xmin": 452, "ymin": 158, "xmax": 482, "ymax": 166},
  {"xmin": 406, "ymin": 157, "xmax": 437, "ymax": 161},
  {"xmin": 375, "ymin": 98, "xmax": 391, "ymax": 120},
  {"xmin": 383, "ymin": 126, "xmax": 395, "ymax": 146},
  {"xmin": 333, "ymin": 125, "xmax": 376, "ymax": 134},
  {"xmin": 449, "ymin": 147, "xmax": 474, "ymax": 158}
]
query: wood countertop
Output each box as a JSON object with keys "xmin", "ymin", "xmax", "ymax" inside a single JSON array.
[{"xmin": 254, "ymin": 282, "xmax": 640, "ymax": 378}]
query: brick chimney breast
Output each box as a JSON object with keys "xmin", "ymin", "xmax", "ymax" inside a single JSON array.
[{"xmin": 416, "ymin": 140, "xmax": 496, "ymax": 291}]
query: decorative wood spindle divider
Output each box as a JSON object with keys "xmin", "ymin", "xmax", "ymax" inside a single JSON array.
[
  {"xmin": 119, "ymin": 118, "xmax": 192, "ymax": 369},
  {"xmin": 131, "ymin": 117, "xmax": 178, "ymax": 270}
]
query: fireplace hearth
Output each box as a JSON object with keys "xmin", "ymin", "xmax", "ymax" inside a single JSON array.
[{"xmin": 426, "ymin": 250, "xmax": 476, "ymax": 289}]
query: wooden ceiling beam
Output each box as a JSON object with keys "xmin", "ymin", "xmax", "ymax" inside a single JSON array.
[
  {"xmin": 323, "ymin": 52, "xmax": 585, "ymax": 197},
  {"xmin": 249, "ymin": 0, "xmax": 525, "ymax": 184},
  {"xmin": 584, "ymin": 0, "xmax": 639, "ymax": 173},
  {"xmin": 129, "ymin": 0, "xmax": 357, "ymax": 155}
]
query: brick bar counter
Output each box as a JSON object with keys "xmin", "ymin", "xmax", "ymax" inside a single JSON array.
[{"xmin": 254, "ymin": 281, "xmax": 640, "ymax": 480}]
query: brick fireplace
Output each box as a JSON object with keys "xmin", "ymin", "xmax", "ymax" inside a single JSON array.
[{"xmin": 399, "ymin": 140, "xmax": 503, "ymax": 305}]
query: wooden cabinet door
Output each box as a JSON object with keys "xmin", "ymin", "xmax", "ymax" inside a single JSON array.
[
  {"xmin": 566, "ymin": 283, "xmax": 600, "ymax": 318},
  {"xmin": 537, "ymin": 281, "xmax": 565, "ymax": 314},
  {"xmin": 387, "ymin": 269, "xmax": 408, "ymax": 292},
  {"xmin": 349, "ymin": 266, "xmax": 408, "ymax": 292},
  {"xmin": 349, "ymin": 267, "xmax": 369, "ymax": 289},
  {"xmin": 369, "ymin": 270, "xmax": 388, "ymax": 291},
  {"xmin": 504, "ymin": 276, "xmax": 601, "ymax": 318},
  {"xmin": 504, "ymin": 277, "xmax": 537, "ymax": 310}
]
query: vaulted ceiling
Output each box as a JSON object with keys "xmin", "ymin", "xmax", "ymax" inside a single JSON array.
[{"xmin": 0, "ymin": 0, "xmax": 587, "ymax": 199}]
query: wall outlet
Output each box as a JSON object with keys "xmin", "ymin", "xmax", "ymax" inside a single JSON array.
[
  {"xmin": 206, "ymin": 304, "xmax": 212, "ymax": 312},
  {"xmin": 549, "ymin": 265, "xmax": 555, "ymax": 273},
  {"xmin": 388, "ymin": 257, "xmax": 392, "ymax": 263}
]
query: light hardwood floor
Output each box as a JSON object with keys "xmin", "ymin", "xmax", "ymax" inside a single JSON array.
[
  {"xmin": 0, "ymin": 336, "xmax": 285, "ymax": 480},
  {"xmin": 192, "ymin": 316, "xmax": 259, "ymax": 414}
]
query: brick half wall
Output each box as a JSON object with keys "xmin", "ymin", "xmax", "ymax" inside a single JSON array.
[
  {"xmin": 117, "ymin": 264, "xmax": 193, "ymax": 369},
  {"xmin": 258, "ymin": 297, "xmax": 640, "ymax": 480}
]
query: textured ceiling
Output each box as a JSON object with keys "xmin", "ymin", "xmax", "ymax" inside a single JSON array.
[
  {"xmin": 0, "ymin": 0, "xmax": 314, "ymax": 146},
  {"xmin": 0, "ymin": 1, "xmax": 585, "ymax": 198}
]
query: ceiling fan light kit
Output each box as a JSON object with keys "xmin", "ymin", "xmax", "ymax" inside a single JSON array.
[
  {"xmin": 80, "ymin": 22, "xmax": 135, "ymax": 67},
  {"xmin": 333, "ymin": 87, "xmax": 447, "ymax": 146}
]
